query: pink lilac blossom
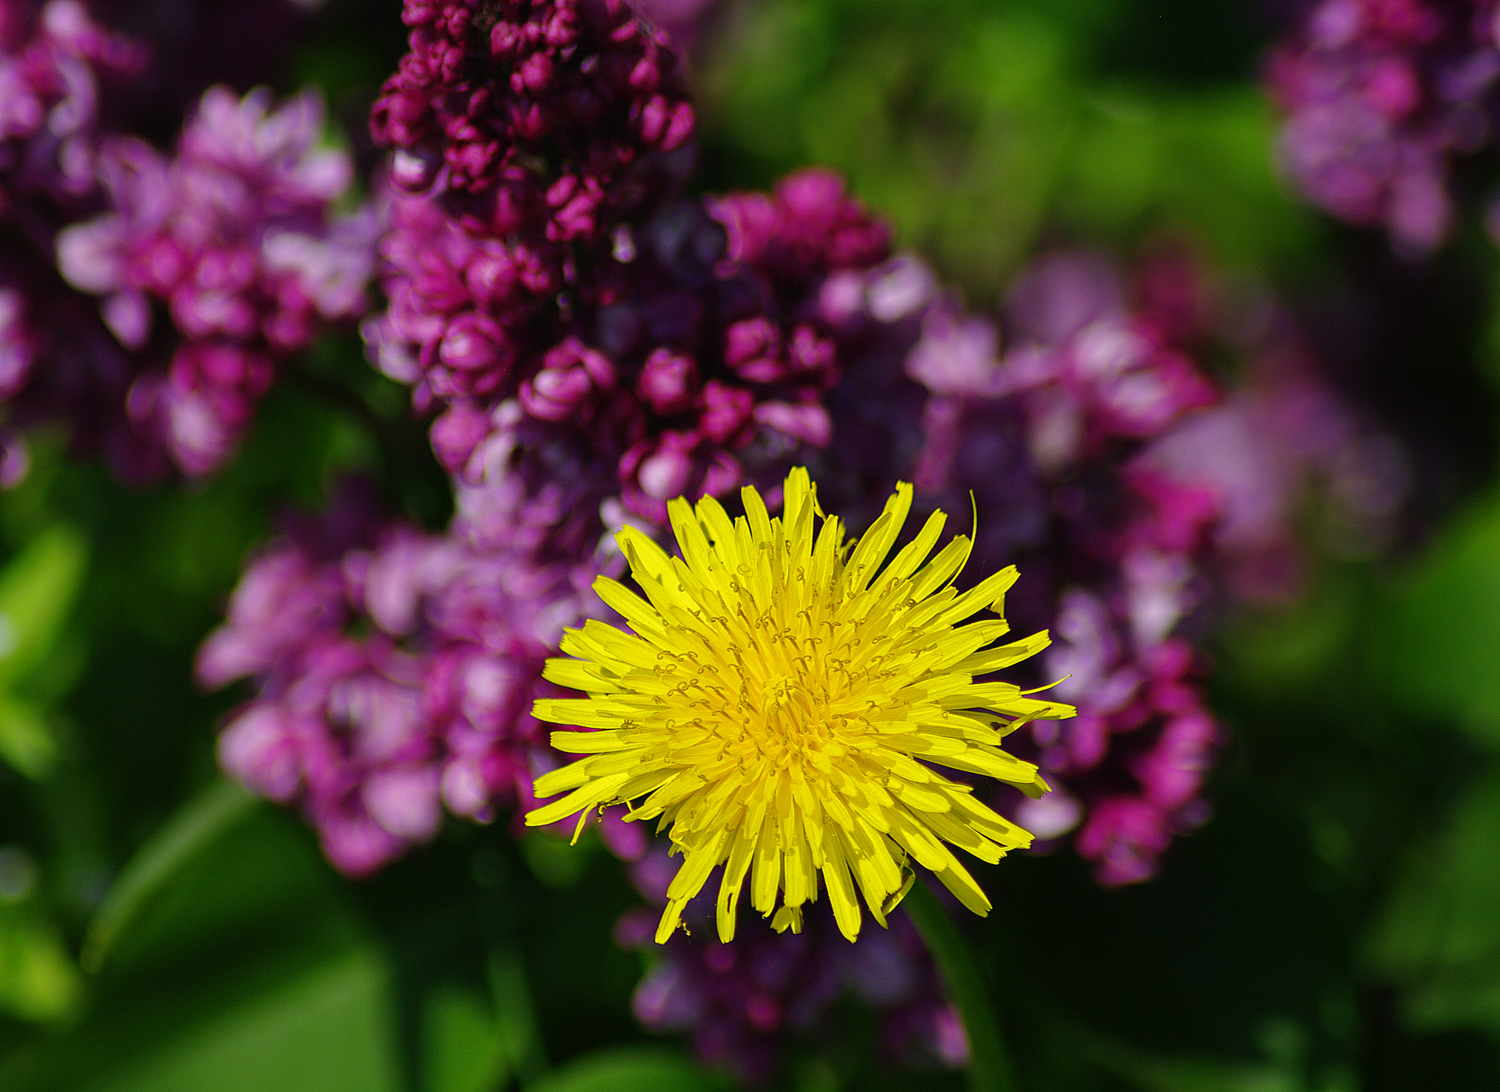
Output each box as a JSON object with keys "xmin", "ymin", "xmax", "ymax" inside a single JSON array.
[
  {"xmin": 899, "ymin": 247, "xmax": 1407, "ymax": 883},
  {"xmin": 0, "ymin": 0, "xmax": 145, "ymax": 218},
  {"xmin": 0, "ymin": 5, "xmax": 375, "ymax": 485},
  {"xmin": 56, "ymin": 85, "xmax": 376, "ymax": 476},
  {"xmin": 0, "ymin": 250, "xmax": 172, "ymax": 478},
  {"xmin": 1266, "ymin": 0, "xmax": 1500, "ymax": 251},
  {"xmin": 364, "ymin": 0, "xmax": 895, "ymax": 522},
  {"xmin": 200, "ymin": 476, "xmax": 632, "ymax": 875},
  {"xmin": 897, "ymin": 251, "xmax": 1219, "ymax": 885},
  {"xmin": 368, "ymin": 162, "xmax": 892, "ymax": 521},
  {"xmin": 0, "ymin": 0, "xmax": 154, "ymax": 477},
  {"xmin": 1137, "ymin": 306, "xmax": 1411, "ymax": 602}
]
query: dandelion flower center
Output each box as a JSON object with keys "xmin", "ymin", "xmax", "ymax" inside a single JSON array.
[{"xmin": 527, "ymin": 468, "xmax": 1076, "ymax": 943}]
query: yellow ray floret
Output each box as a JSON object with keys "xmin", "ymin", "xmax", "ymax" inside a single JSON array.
[{"xmin": 526, "ymin": 468, "xmax": 1075, "ymax": 943}]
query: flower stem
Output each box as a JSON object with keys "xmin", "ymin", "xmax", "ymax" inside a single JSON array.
[{"xmin": 902, "ymin": 879, "xmax": 1018, "ymax": 1092}]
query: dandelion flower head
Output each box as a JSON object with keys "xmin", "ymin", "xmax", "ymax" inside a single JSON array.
[{"xmin": 527, "ymin": 468, "xmax": 1075, "ymax": 942}]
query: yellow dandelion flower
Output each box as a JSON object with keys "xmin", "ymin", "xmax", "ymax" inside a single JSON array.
[{"xmin": 526, "ymin": 468, "xmax": 1075, "ymax": 944}]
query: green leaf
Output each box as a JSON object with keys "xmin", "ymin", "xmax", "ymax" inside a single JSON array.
[
  {"xmin": 83, "ymin": 779, "xmax": 259, "ymax": 971},
  {"xmin": 1076, "ymin": 1024, "xmax": 1354, "ymax": 1092},
  {"xmin": 527, "ymin": 1048, "xmax": 722, "ymax": 1092},
  {"xmin": 520, "ymin": 831, "xmax": 592, "ymax": 890},
  {"xmin": 0, "ymin": 695, "xmax": 54, "ymax": 779},
  {"xmin": 0, "ymin": 524, "xmax": 87, "ymax": 690},
  {"xmin": 0, "ymin": 904, "xmax": 83, "ymax": 1022},
  {"xmin": 424, "ymin": 984, "xmax": 511, "ymax": 1092},
  {"xmin": 489, "ymin": 944, "xmax": 545, "ymax": 1084},
  {"xmin": 1372, "ymin": 490, "xmax": 1500, "ymax": 745},
  {"xmin": 0, "ymin": 525, "xmax": 88, "ymax": 777},
  {"xmin": 1364, "ymin": 768, "xmax": 1500, "ymax": 1034},
  {"xmin": 79, "ymin": 950, "xmax": 399, "ymax": 1092}
]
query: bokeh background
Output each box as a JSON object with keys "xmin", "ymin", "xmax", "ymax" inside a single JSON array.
[{"xmin": 4, "ymin": 1, "xmax": 1500, "ymax": 1090}]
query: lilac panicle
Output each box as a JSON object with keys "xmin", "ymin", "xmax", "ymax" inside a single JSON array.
[
  {"xmin": 1266, "ymin": 0, "xmax": 1500, "ymax": 251},
  {"xmin": 56, "ymin": 85, "xmax": 376, "ymax": 476},
  {"xmin": 365, "ymin": 2, "xmax": 901, "ymax": 520},
  {"xmin": 370, "ymin": 0, "xmax": 694, "ymax": 227},
  {"xmin": 0, "ymin": 0, "xmax": 146, "ymax": 218},
  {"xmin": 201, "ymin": 476, "xmax": 622, "ymax": 875},
  {"xmin": 898, "ymin": 246, "xmax": 1407, "ymax": 883},
  {"xmin": 0, "ymin": 2, "xmax": 373, "ymax": 483},
  {"xmin": 868, "ymin": 248, "xmax": 1224, "ymax": 886},
  {"xmin": 0, "ymin": 0, "xmax": 153, "ymax": 478},
  {"xmin": 368, "ymin": 153, "xmax": 893, "ymax": 520}
]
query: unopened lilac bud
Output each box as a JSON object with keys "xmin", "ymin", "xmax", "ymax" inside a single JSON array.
[
  {"xmin": 547, "ymin": 178, "xmax": 604, "ymax": 241},
  {"xmin": 633, "ymin": 432, "xmax": 695, "ymax": 500},
  {"xmin": 464, "ymin": 244, "xmax": 519, "ymax": 307},
  {"xmin": 545, "ymin": 338, "xmax": 615, "ymax": 387},
  {"xmin": 637, "ymin": 348, "xmax": 697, "ymax": 415},
  {"xmin": 390, "ymin": 146, "xmax": 442, "ymax": 191},
  {"xmin": 520, "ymin": 361, "xmax": 596, "ymax": 420},
  {"xmin": 439, "ymin": 311, "xmax": 509, "ymax": 373},
  {"xmin": 697, "ymin": 380, "xmax": 755, "ymax": 444},
  {"xmin": 753, "ymin": 401, "xmax": 831, "ymax": 447},
  {"xmin": 513, "ymin": 51, "xmax": 555, "ymax": 94},
  {"xmin": 724, "ymin": 316, "xmax": 779, "ymax": 367},
  {"xmin": 430, "ymin": 402, "xmax": 493, "ymax": 474},
  {"xmin": 629, "ymin": 54, "xmax": 662, "ymax": 92}
]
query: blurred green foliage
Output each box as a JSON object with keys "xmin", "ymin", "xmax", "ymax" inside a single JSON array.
[{"xmin": 693, "ymin": 0, "xmax": 1321, "ymax": 304}]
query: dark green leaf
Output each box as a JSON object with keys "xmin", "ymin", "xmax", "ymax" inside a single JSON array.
[
  {"xmin": 83, "ymin": 779, "xmax": 258, "ymax": 971},
  {"xmin": 527, "ymin": 1047, "xmax": 722, "ymax": 1092}
]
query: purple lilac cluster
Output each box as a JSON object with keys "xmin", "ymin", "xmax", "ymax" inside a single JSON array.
[
  {"xmin": 1266, "ymin": 0, "xmax": 1500, "ymax": 251},
  {"xmin": 364, "ymin": 0, "xmax": 697, "ymax": 432},
  {"xmin": 369, "ymin": 0, "xmax": 694, "ymax": 214},
  {"xmin": 368, "ymin": 165, "xmax": 891, "ymax": 523},
  {"xmin": 197, "ymin": 474, "xmax": 643, "ymax": 876},
  {"xmin": 0, "ymin": 0, "xmax": 373, "ymax": 482},
  {"xmin": 901, "ymin": 248, "xmax": 1407, "ymax": 884},
  {"xmin": 0, "ymin": 1, "xmax": 144, "ymax": 217},
  {"xmin": 0, "ymin": 0, "xmax": 147, "ymax": 479},
  {"xmin": 942, "ymin": 250, "xmax": 1224, "ymax": 886},
  {"xmin": 365, "ymin": 0, "xmax": 894, "ymax": 523},
  {"xmin": 617, "ymin": 847, "xmax": 966, "ymax": 1085},
  {"xmin": 57, "ymin": 85, "xmax": 376, "ymax": 476}
]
